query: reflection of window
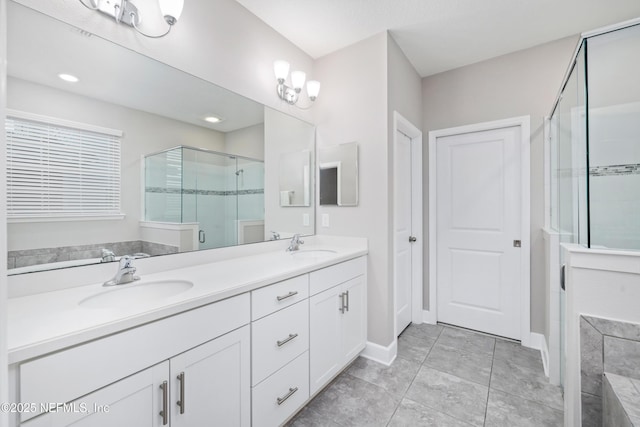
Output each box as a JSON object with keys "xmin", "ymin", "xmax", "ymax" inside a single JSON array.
[{"xmin": 5, "ymin": 110, "xmax": 122, "ymax": 219}]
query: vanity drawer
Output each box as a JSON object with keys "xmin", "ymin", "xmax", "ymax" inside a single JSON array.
[
  {"xmin": 309, "ymin": 256, "xmax": 366, "ymax": 296},
  {"xmin": 19, "ymin": 294, "xmax": 250, "ymax": 422},
  {"xmin": 252, "ymin": 351, "xmax": 309, "ymax": 427},
  {"xmin": 252, "ymin": 300, "xmax": 309, "ymax": 386},
  {"xmin": 251, "ymin": 274, "xmax": 309, "ymax": 320}
]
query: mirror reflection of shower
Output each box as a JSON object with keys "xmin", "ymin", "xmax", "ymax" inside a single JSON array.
[{"xmin": 144, "ymin": 146, "xmax": 265, "ymax": 251}]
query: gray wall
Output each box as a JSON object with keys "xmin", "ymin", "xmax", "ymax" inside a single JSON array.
[
  {"xmin": 422, "ymin": 35, "xmax": 579, "ymax": 335},
  {"xmin": 314, "ymin": 33, "xmax": 392, "ymax": 346},
  {"xmin": 314, "ymin": 32, "xmax": 422, "ymax": 349}
]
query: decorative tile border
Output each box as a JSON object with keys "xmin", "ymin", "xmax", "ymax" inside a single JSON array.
[
  {"xmin": 590, "ymin": 164, "xmax": 640, "ymax": 177},
  {"xmin": 146, "ymin": 187, "xmax": 264, "ymax": 196},
  {"xmin": 553, "ymin": 164, "xmax": 640, "ymax": 178}
]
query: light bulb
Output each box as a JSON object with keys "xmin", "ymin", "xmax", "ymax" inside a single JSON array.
[
  {"xmin": 159, "ymin": 0, "xmax": 184, "ymax": 25},
  {"xmin": 306, "ymin": 80, "xmax": 320, "ymax": 101},
  {"xmin": 291, "ymin": 70, "xmax": 306, "ymax": 91},
  {"xmin": 274, "ymin": 60, "xmax": 290, "ymax": 82}
]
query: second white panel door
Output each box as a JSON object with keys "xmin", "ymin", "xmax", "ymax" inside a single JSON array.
[{"xmin": 436, "ymin": 126, "xmax": 522, "ymax": 339}]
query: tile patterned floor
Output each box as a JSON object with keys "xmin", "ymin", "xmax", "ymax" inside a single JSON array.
[{"xmin": 287, "ymin": 324, "xmax": 564, "ymax": 427}]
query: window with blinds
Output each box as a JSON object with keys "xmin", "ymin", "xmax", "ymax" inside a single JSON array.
[{"xmin": 5, "ymin": 111, "xmax": 123, "ymax": 219}]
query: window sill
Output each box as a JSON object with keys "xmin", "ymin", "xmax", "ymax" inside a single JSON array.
[{"xmin": 8, "ymin": 214, "xmax": 126, "ymax": 223}]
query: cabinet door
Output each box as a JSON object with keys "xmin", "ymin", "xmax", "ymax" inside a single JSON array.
[
  {"xmin": 22, "ymin": 362, "xmax": 168, "ymax": 427},
  {"xmin": 341, "ymin": 275, "xmax": 367, "ymax": 363},
  {"xmin": 309, "ymin": 285, "xmax": 342, "ymax": 396},
  {"xmin": 170, "ymin": 325, "xmax": 250, "ymax": 427}
]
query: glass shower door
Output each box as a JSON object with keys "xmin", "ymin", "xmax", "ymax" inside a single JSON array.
[{"xmin": 551, "ymin": 42, "xmax": 587, "ymax": 387}]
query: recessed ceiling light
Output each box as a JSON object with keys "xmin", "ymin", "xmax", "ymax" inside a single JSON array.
[
  {"xmin": 58, "ymin": 73, "xmax": 79, "ymax": 83},
  {"xmin": 204, "ymin": 116, "xmax": 222, "ymax": 124}
]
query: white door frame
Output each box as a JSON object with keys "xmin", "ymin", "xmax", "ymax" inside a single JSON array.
[
  {"xmin": 427, "ymin": 116, "xmax": 532, "ymax": 347},
  {"xmin": 393, "ymin": 111, "xmax": 423, "ymax": 336}
]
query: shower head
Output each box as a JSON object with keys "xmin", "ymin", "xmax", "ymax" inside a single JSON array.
[{"xmin": 236, "ymin": 169, "xmax": 244, "ymax": 176}]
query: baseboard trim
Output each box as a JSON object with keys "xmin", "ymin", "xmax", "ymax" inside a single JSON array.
[
  {"xmin": 540, "ymin": 336, "xmax": 550, "ymax": 378},
  {"xmin": 422, "ymin": 309, "xmax": 436, "ymax": 324},
  {"xmin": 360, "ymin": 340, "xmax": 397, "ymax": 366},
  {"xmin": 528, "ymin": 332, "xmax": 549, "ymax": 377}
]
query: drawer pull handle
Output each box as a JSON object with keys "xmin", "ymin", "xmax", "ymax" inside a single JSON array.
[
  {"xmin": 277, "ymin": 333, "xmax": 299, "ymax": 347},
  {"xmin": 277, "ymin": 291, "xmax": 298, "ymax": 301},
  {"xmin": 159, "ymin": 381, "xmax": 168, "ymax": 425},
  {"xmin": 177, "ymin": 371, "xmax": 185, "ymax": 414},
  {"xmin": 277, "ymin": 387, "xmax": 299, "ymax": 405}
]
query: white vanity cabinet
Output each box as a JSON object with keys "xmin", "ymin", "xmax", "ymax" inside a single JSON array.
[
  {"xmin": 251, "ymin": 275, "xmax": 310, "ymax": 427},
  {"xmin": 16, "ymin": 294, "xmax": 251, "ymax": 427},
  {"xmin": 309, "ymin": 257, "xmax": 367, "ymax": 395},
  {"xmin": 10, "ymin": 251, "xmax": 368, "ymax": 427}
]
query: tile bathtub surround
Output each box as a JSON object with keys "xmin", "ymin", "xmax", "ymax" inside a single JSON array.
[
  {"xmin": 8, "ymin": 240, "xmax": 179, "ymax": 268},
  {"xmin": 603, "ymin": 373, "xmax": 640, "ymax": 426},
  {"xmin": 288, "ymin": 324, "xmax": 563, "ymax": 427},
  {"xmin": 580, "ymin": 315, "xmax": 640, "ymax": 425}
]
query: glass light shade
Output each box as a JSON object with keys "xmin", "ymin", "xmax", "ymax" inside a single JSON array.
[
  {"xmin": 274, "ymin": 60, "xmax": 290, "ymax": 81},
  {"xmin": 306, "ymin": 80, "xmax": 320, "ymax": 100},
  {"xmin": 159, "ymin": 0, "xmax": 184, "ymax": 23},
  {"xmin": 291, "ymin": 70, "xmax": 306, "ymax": 90}
]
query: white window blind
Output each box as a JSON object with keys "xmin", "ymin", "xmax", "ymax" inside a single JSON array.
[{"xmin": 5, "ymin": 111, "xmax": 123, "ymax": 219}]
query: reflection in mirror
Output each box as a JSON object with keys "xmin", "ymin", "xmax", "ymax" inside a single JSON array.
[
  {"xmin": 6, "ymin": 2, "xmax": 314, "ymax": 275},
  {"xmin": 319, "ymin": 142, "xmax": 358, "ymax": 206},
  {"xmin": 279, "ymin": 150, "xmax": 310, "ymax": 207}
]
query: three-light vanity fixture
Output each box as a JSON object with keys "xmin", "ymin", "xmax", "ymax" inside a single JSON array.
[
  {"xmin": 79, "ymin": 0, "xmax": 184, "ymax": 38},
  {"xmin": 274, "ymin": 60, "xmax": 320, "ymax": 107}
]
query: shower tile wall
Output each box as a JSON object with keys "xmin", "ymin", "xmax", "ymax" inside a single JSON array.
[
  {"xmin": 587, "ymin": 23, "xmax": 640, "ymax": 251},
  {"xmin": 588, "ymin": 109, "xmax": 640, "ymax": 250}
]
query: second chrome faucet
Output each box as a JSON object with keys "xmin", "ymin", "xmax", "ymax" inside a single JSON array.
[{"xmin": 286, "ymin": 234, "xmax": 304, "ymax": 252}]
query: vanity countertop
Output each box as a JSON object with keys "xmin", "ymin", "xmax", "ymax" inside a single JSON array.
[{"xmin": 8, "ymin": 239, "xmax": 367, "ymax": 364}]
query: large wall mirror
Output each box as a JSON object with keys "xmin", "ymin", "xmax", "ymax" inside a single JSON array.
[{"xmin": 6, "ymin": 2, "xmax": 315, "ymax": 275}]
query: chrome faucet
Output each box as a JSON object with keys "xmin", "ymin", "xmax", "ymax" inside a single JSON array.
[
  {"xmin": 270, "ymin": 230, "xmax": 281, "ymax": 241},
  {"xmin": 286, "ymin": 234, "xmax": 304, "ymax": 252},
  {"xmin": 101, "ymin": 248, "xmax": 116, "ymax": 263},
  {"xmin": 103, "ymin": 255, "xmax": 140, "ymax": 286}
]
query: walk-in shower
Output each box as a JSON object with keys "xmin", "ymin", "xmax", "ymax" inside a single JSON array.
[
  {"xmin": 144, "ymin": 146, "xmax": 265, "ymax": 250},
  {"xmin": 548, "ymin": 20, "xmax": 640, "ymax": 387}
]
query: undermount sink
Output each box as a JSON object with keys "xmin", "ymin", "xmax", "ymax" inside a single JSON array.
[
  {"xmin": 79, "ymin": 280, "xmax": 194, "ymax": 309},
  {"xmin": 289, "ymin": 249, "xmax": 338, "ymax": 260}
]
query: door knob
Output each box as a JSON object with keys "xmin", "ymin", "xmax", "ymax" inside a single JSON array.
[{"xmin": 409, "ymin": 236, "xmax": 417, "ymax": 243}]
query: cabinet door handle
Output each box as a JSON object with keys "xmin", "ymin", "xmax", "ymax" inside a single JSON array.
[
  {"xmin": 339, "ymin": 292, "xmax": 345, "ymax": 313},
  {"xmin": 276, "ymin": 387, "xmax": 299, "ymax": 405},
  {"xmin": 177, "ymin": 371, "xmax": 185, "ymax": 415},
  {"xmin": 276, "ymin": 291, "xmax": 298, "ymax": 301},
  {"xmin": 277, "ymin": 333, "xmax": 298, "ymax": 347},
  {"xmin": 345, "ymin": 290, "xmax": 350, "ymax": 312},
  {"xmin": 159, "ymin": 380, "xmax": 168, "ymax": 425}
]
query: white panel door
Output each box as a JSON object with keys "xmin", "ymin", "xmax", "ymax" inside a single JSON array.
[
  {"xmin": 436, "ymin": 126, "xmax": 521, "ymax": 339},
  {"xmin": 394, "ymin": 130, "xmax": 413, "ymax": 336},
  {"xmin": 171, "ymin": 325, "xmax": 250, "ymax": 427}
]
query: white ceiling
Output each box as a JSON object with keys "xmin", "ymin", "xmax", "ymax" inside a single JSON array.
[{"xmin": 235, "ymin": 0, "xmax": 640, "ymax": 77}]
